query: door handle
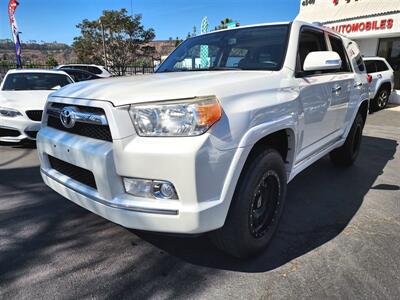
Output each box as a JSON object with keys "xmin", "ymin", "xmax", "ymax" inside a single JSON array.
[
  {"xmin": 354, "ymin": 82, "xmax": 363, "ymax": 88},
  {"xmin": 332, "ymin": 85, "xmax": 342, "ymax": 93}
]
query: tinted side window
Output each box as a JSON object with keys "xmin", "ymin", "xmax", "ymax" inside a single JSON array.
[
  {"xmin": 376, "ymin": 60, "xmax": 389, "ymax": 72},
  {"xmin": 365, "ymin": 61, "xmax": 377, "ymax": 73},
  {"xmin": 88, "ymin": 67, "xmax": 102, "ymax": 74},
  {"xmin": 356, "ymin": 55, "xmax": 365, "ymax": 72},
  {"xmin": 74, "ymin": 66, "xmax": 89, "ymax": 72},
  {"xmin": 329, "ymin": 35, "xmax": 351, "ymax": 72},
  {"xmin": 297, "ymin": 29, "xmax": 327, "ymax": 73}
]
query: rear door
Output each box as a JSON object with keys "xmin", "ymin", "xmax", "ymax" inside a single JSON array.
[
  {"xmin": 375, "ymin": 60, "xmax": 392, "ymax": 85},
  {"xmin": 344, "ymin": 42, "xmax": 369, "ymax": 126},
  {"xmin": 327, "ymin": 34, "xmax": 354, "ymax": 133}
]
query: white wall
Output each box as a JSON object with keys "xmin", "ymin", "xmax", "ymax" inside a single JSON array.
[{"xmin": 355, "ymin": 38, "xmax": 379, "ymax": 56}]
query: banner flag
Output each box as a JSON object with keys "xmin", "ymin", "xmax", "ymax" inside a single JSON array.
[
  {"xmin": 200, "ymin": 17, "xmax": 209, "ymax": 69},
  {"xmin": 8, "ymin": 0, "xmax": 22, "ymax": 68}
]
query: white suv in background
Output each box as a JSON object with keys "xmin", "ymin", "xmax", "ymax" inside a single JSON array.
[
  {"xmin": 56, "ymin": 64, "xmax": 112, "ymax": 78},
  {"xmin": 363, "ymin": 57, "xmax": 394, "ymax": 111},
  {"xmin": 38, "ymin": 21, "xmax": 369, "ymax": 258}
]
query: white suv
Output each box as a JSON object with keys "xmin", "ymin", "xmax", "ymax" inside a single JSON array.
[
  {"xmin": 56, "ymin": 64, "xmax": 112, "ymax": 78},
  {"xmin": 37, "ymin": 21, "xmax": 369, "ymax": 258},
  {"xmin": 363, "ymin": 57, "xmax": 395, "ymax": 111}
]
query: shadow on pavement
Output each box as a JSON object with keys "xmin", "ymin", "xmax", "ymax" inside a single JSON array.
[
  {"xmin": 135, "ymin": 135, "xmax": 398, "ymax": 272},
  {"xmin": 0, "ymin": 141, "xmax": 37, "ymax": 167},
  {"xmin": 0, "ymin": 135, "xmax": 397, "ymax": 298},
  {"xmin": 0, "ymin": 140, "xmax": 37, "ymax": 149}
]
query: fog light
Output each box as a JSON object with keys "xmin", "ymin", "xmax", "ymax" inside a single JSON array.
[
  {"xmin": 123, "ymin": 178, "xmax": 178, "ymax": 200},
  {"xmin": 153, "ymin": 182, "xmax": 178, "ymax": 199}
]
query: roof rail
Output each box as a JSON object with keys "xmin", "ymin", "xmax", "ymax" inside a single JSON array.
[{"xmin": 312, "ymin": 22, "xmax": 324, "ymax": 27}]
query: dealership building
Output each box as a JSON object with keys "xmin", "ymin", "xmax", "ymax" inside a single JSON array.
[{"xmin": 297, "ymin": 0, "xmax": 400, "ymax": 103}]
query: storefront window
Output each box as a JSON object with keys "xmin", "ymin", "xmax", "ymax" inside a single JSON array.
[{"xmin": 378, "ymin": 38, "xmax": 400, "ymax": 89}]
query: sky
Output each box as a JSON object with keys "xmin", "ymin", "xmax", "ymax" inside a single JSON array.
[{"xmin": 0, "ymin": 0, "xmax": 300, "ymax": 45}]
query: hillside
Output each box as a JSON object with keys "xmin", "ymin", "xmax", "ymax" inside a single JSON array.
[
  {"xmin": 0, "ymin": 39, "xmax": 177, "ymax": 66},
  {"xmin": 0, "ymin": 39, "xmax": 76, "ymax": 65}
]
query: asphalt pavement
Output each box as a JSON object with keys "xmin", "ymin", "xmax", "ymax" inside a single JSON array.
[{"xmin": 0, "ymin": 108, "xmax": 399, "ymax": 299}]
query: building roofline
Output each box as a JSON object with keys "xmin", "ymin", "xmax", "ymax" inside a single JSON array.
[{"xmin": 322, "ymin": 10, "xmax": 400, "ymax": 25}]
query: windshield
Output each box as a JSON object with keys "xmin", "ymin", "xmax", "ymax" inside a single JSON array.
[
  {"xmin": 157, "ymin": 25, "xmax": 290, "ymax": 73},
  {"xmin": 2, "ymin": 73, "xmax": 73, "ymax": 91}
]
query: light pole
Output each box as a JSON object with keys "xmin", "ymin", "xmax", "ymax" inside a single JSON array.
[
  {"xmin": 99, "ymin": 19, "xmax": 108, "ymax": 69},
  {"xmin": 130, "ymin": 0, "xmax": 133, "ymax": 17}
]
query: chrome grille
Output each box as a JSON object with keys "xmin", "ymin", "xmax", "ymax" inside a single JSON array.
[{"xmin": 46, "ymin": 103, "xmax": 112, "ymax": 142}]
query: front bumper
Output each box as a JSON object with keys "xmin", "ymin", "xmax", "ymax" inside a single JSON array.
[
  {"xmin": 0, "ymin": 116, "xmax": 40, "ymax": 142},
  {"xmin": 37, "ymin": 125, "xmax": 241, "ymax": 234}
]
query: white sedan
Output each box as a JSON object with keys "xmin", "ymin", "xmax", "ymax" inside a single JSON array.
[{"xmin": 0, "ymin": 69, "xmax": 74, "ymax": 142}]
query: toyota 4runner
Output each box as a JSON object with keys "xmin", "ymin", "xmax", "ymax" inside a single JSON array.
[{"xmin": 37, "ymin": 21, "xmax": 369, "ymax": 258}]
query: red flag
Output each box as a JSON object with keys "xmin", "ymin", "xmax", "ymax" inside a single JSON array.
[{"xmin": 8, "ymin": 0, "xmax": 22, "ymax": 67}]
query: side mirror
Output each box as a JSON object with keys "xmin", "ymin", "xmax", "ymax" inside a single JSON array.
[{"xmin": 303, "ymin": 51, "xmax": 342, "ymax": 72}]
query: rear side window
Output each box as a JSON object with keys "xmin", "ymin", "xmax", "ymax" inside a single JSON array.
[
  {"xmin": 329, "ymin": 35, "xmax": 351, "ymax": 72},
  {"xmin": 297, "ymin": 29, "xmax": 328, "ymax": 73},
  {"xmin": 88, "ymin": 66, "xmax": 102, "ymax": 74},
  {"xmin": 376, "ymin": 60, "xmax": 389, "ymax": 72},
  {"xmin": 356, "ymin": 55, "xmax": 365, "ymax": 72},
  {"xmin": 365, "ymin": 61, "xmax": 377, "ymax": 73}
]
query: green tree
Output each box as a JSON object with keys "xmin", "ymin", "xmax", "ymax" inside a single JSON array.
[
  {"xmin": 46, "ymin": 55, "xmax": 59, "ymax": 67},
  {"xmin": 141, "ymin": 45, "xmax": 156, "ymax": 66},
  {"xmin": 72, "ymin": 9, "xmax": 155, "ymax": 75},
  {"xmin": 214, "ymin": 18, "xmax": 238, "ymax": 30},
  {"xmin": 175, "ymin": 37, "xmax": 182, "ymax": 47}
]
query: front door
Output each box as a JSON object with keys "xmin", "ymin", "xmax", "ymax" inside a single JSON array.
[{"xmin": 295, "ymin": 28, "xmax": 346, "ymax": 163}]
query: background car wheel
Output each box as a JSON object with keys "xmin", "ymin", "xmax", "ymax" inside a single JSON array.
[
  {"xmin": 371, "ymin": 87, "xmax": 390, "ymax": 112},
  {"xmin": 210, "ymin": 148, "xmax": 287, "ymax": 259},
  {"xmin": 330, "ymin": 113, "xmax": 364, "ymax": 167}
]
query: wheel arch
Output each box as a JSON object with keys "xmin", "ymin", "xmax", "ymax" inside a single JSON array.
[
  {"xmin": 379, "ymin": 81, "xmax": 393, "ymax": 95},
  {"xmin": 217, "ymin": 127, "xmax": 296, "ymax": 230},
  {"xmin": 244, "ymin": 128, "xmax": 296, "ymax": 177},
  {"xmin": 358, "ymin": 99, "xmax": 369, "ymax": 126}
]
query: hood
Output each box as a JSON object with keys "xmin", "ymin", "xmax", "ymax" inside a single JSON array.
[
  {"xmin": 0, "ymin": 90, "xmax": 53, "ymax": 111},
  {"xmin": 50, "ymin": 71, "xmax": 287, "ymax": 106}
]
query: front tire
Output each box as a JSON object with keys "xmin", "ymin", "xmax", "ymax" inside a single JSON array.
[
  {"xmin": 330, "ymin": 113, "xmax": 364, "ymax": 166},
  {"xmin": 210, "ymin": 148, "xmax": 287, "ymax": 258}
]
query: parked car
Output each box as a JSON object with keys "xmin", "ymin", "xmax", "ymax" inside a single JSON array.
[
  {"xmin": 61, "ymin": 68, "xmax": 102, "ymax": 82},
  {"xmin": 37, "ymin": 20, "xmax": 369, "ymax": 258},
  {"xmin": 56, "ymin": 64, "xmax": 112, "ymax": 78},
  {"xmin": 363, "ymin": 57, "xmax": 395, "ymax": 111},
  {"xmin": 0, "ymin": 69, "xmax": 74, "ymax": 142}
]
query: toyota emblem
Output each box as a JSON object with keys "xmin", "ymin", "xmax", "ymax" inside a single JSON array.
[{"xmin": 60, "ymin": 107, "xmax": 77, "ymax": 129}]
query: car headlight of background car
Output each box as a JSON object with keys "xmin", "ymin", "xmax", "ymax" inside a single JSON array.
[
  {"xmin": 129, "ymin": 96, "xmax": 222, "ymax": 137},
  {"xmin": 0, "ymin": 107, "xmax": 22, "ymax": 118}
]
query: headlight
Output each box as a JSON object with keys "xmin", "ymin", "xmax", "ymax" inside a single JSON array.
[
  {"xmin": 129, "ymin": 96, "xmax": 222, "ymax": 137},
  {"xmin": 0, "ymin": 107, "xmax": 22, "ymax": 118}
]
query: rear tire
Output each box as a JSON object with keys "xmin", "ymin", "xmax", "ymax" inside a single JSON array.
[
  {"xmin": 330, "ymin": 113, "xmax": 364, "ymax": 167},
  {"xmin": 210, "ymin": 148, "xmax": 287, "ymax": 259},
  {"xmin": 371, "ymin": 87, "xmax": 390, "ymax": 112}
]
